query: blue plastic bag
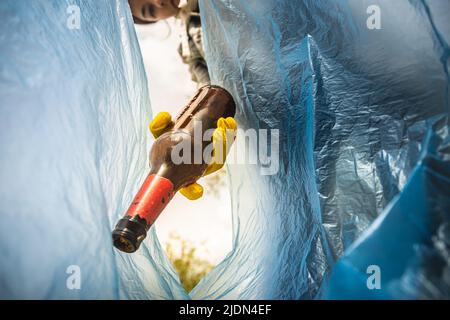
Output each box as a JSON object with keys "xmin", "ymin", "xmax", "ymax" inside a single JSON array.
[{"xmin": 0, "ymin": 0, "xmax": 448, "ymax": 299}]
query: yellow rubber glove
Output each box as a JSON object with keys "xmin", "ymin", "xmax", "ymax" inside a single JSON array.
[{"xmin": 149, "ymin": 111, "xmax": 237, "ymax": 200}]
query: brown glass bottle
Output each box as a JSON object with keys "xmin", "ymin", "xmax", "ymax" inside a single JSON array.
[{"xmin": 112, "ymin": 85, "xmax": 236, "ymax": 253}]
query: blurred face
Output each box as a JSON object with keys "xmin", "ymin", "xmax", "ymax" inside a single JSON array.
[{"xmin": 129, "ymin": 0, "xmax": 180, "ymax": 22}]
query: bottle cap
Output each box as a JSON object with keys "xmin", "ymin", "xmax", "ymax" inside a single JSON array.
[{"xmin": 112, "ymin": 216, "xmax": 148, "ymax": 253}]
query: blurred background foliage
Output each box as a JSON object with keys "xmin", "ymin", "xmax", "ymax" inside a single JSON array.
[{"xmin": 165, "ymin": 233, "xmax": 214, "ymax": 292}]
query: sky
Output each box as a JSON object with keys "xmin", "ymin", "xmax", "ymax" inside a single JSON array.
[{"xmin": 135, "ymin": 20, "xmax": 232, "ymax": 265}]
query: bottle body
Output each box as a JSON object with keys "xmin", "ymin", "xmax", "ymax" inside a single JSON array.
[{"xmin": 112, "ymin": 85, "xmax": 236, "ymax": 253}]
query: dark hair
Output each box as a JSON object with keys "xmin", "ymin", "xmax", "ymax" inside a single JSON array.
[{"xmin": 133, "ymin": 15, "xmax": 156, "ymax": 24}]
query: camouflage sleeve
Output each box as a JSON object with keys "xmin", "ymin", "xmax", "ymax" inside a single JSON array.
[{"xmin": 178, "ymin": 22, "xmax": 210, "ymax": 87}]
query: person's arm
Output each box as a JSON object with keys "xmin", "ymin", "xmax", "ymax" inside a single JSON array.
[
  {"xmin": 187, "ymin": 56, "xmax": 210, "ymax": 87},
  {"xmin": 178, "ymin": 42, "xmax": 210, "ymax": 87},
  {"xmin": 178, "ymin": 21, "xmax": 210, "ymax": 87}
]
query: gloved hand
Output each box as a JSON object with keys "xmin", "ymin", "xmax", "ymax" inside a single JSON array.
[{"xmin": 149, "ymin": 111, "xmax": 237, "ymax": 200}]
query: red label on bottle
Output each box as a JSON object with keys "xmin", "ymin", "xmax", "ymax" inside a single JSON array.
[{"xmin": 125, "ymin": 174, "xmax": 174, "ymax": 226}]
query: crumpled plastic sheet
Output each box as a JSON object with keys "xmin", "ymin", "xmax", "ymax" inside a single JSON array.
[
  {"xmin": 0, "ymin": 0, "xmax": 449, "ymax": 300},
  {"xmin": 192, "ymin": 0, "xmax": 450, "ymax": 299},
  {"xmin": 324, "ymin": 124, "xmax": 450, "ymax": 299},
  {"xmin": 0, "ymin": 0, "xmax": 187, "ymax": 299}
]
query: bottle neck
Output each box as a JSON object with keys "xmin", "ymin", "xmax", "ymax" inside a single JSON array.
[{"xmin": 125, "ymin": 173, "xmax": 175, "ymax": 226}]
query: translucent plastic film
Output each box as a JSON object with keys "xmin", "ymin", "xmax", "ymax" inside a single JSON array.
[
  {"xmin": 0, "ymin": 0, "xmax": 186, "ymax": 299},
  {"xmin": 193, "ymin": 0, "xmax": 450, "ymax": 299},
  {"xmin": 0, "ymin": 0, "xmax": 449, "ymax": 299}
]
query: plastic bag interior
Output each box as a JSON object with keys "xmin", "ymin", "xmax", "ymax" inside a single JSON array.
[{"xmin": 0, "ymin": 0, "xmax": 449, "ymax": 299}]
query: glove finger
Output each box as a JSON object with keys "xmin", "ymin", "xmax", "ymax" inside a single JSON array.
[
  {"xmin": 212, "ymin": 127, "xmax": 227, "ymax": 164},
  {"xmin": 217, "ymin": 117, "xmax": 237, "ymax": 147},
  {"xmin": 203, "ymin": 127, "xmax": 227, "ymax": 177},
  {"xmin": 149, "ymin": 112, "xmax": 172, "ymax": 138},
  {"xmin": 224, "ymin": 117, "xmax": 237, "ymax": 131},
  {"xmin": 201, "ymin": 118, "xmax": 239, "ymax": 178},
  {"xmin": 217, "ymin": 117, "xmax": 226, "ymax": 130},
  {"xmin": 179, "ymin": 182, "xmax": 204, "ymax": 200},
  {"xmin": 204, "ymin": 162, "xmax": 224, "ymax": 176}
]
